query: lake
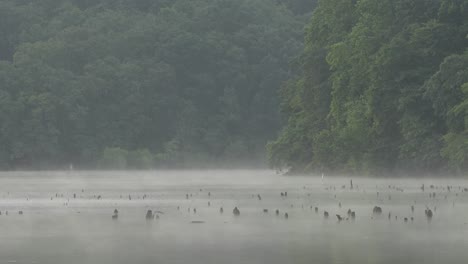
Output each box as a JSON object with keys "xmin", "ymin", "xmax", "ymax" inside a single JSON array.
[{"xmin": 0, "ymin": 170, "xmax": 467, "ymax": 264}]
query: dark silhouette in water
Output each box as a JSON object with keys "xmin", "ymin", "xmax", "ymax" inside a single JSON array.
[
  {"xmin": 324, "ymin": 211, "xmax": 329, "ymax": 218},
  {"xmin": 315, "ymin": 207, "xmax": 318, "ymax": 213},
  {"xmin": 284, "ymin": 212, "xmax": 289, "ymax": 219},
  {"xmin": 411, "ymin": 205, "xmax": 414, "ymax": 213},
  {"xmin": 263, "ymin": 209, "xmax": 268, "ymax": 213},
  {"xmin": 257, "ymin": 194, "xmax": 262, "ymax": 200},
  {"xmin": 220, "ymin": 207, "xmax": 224, "ymax": 214},
  {"xmin": 233, "ymin": 207, "xmax": 240, "ymax": 216},
  {"xmin": 373, "ymin": 206, "xmax": 383, "ymax": 215},
  {"xmin": 146, "ymin": 210, "xmax": 154, "ymax": 220},
  {"xmin": 112, "ymin": 209, "xmax": 118, "ymax": 220},
  {"xmin": 276, "ymin": 209, "xmax": 279, "ymax": 215},
  {"xmin": 425, "ymin": 209, "xmax": 433, "ymax": 220},
  {"xmin": 336, "ymin": 215, "xmax": 343, "ymax": 222}
]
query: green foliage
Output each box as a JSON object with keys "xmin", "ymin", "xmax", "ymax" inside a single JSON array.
[
  {"xmin": 127, "ymin": 149, "xmax": 154, "ymax": 169},
  {"xmin": 441, "ymin": 79, "xmax": 468, "ymax": 171},
  {"xmin": 99, "ymin": 147, "xmax": 155, "ymax": 170},
  {"xmin": 99, "ymin": 147, "xmax": 128, "ymax": 169},
  {"xmin": 442, "ymin": 132, "xmax": 468, "ymax": 172},
  {"xmin": 0, "ymin": 0, "xmax": 316, "ymax": 169},
  {"xmin": 269, "ymin": 0, "xmax": 468, "ymax": 175}
]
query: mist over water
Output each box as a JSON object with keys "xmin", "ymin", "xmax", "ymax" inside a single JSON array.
[{"xmin": 0, "ymin": 170, "xmax": 467, "ymax": 264}]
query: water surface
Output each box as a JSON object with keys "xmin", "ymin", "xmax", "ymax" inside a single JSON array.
[{"xmin": 0, "ymin": 170, "xmax": 467, "ymax": 264}]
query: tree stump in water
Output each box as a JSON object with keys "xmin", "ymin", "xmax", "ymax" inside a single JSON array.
[
  {"xmin": 233, "ymin": 207, "xmax": 240, "ymax": 216},
  {"xmin": 146, "ymin": 210, "xmax": 154, "ymax": 220},
  {"xmin": 373, "ymin": 206, "xmax": 382, "ymax": 215}
]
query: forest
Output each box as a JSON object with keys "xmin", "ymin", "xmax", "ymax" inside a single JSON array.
[
  {"xmin": 268, "ymin": 0, "xmax": 468, "ymax": 175},
  {"xmin": 0, "ymin": 0, "xmax": 466, "ymax": 175},
  {"xmin": 0, "ymin": 0, "xmax": 316, "ymax": 169}
]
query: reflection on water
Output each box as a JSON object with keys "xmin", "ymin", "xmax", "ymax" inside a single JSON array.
[{"xmin": 0, "ymin": 170, "xmax": 467, "ymax": 264}]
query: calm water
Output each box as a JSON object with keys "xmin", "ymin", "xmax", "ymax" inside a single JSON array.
[{"xmin": 0, "ymin": 170, "xmax": 467, "ymax": 264}]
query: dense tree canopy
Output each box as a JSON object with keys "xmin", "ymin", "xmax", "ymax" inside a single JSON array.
[
  {"xmin": 2, "ymin": 0, "xmax": 466, "ymax": 174},
  {"xmin": 0, "ymin": 0, "xmax": 316, "ymax": 169},
  {"xmin": 268, "ymin": 0, "xmax": 468, "ymax": 175}
]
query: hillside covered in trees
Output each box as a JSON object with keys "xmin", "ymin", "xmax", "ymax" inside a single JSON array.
[
  {"xmin": 1, "ymin": 0, "xmax": 466, "ymax": 174},
  {"xmin": 268, "ymin": 0, "xmax": 468, "ymax": 175},
  {"xmin": 0, "ymin": 0, "xmax": 316, "ymax": 169}
]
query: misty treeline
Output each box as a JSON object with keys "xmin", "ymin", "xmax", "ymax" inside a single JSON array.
[
  {"xmin": 268, "ymin": 0, "xmax": 468, "ymax": 175},
  {"xmin": 0, "ymin": 0, "xmax": 316, "ymax": 169}
]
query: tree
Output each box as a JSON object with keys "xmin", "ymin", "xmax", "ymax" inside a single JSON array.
[{"xmin": 270, "ymin": 0, "xmax": 468, "ymax": 175}]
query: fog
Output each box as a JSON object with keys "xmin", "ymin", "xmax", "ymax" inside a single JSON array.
[
  {"xmin": 0, "ymin": 170, "xmax": 467, "ymax": 264},
  {"xmin": 0, "ymin": 0, "xmax": 466, "ymax": 262}
]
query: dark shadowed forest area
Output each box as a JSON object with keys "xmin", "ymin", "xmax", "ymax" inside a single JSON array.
[
  {"xmin": 0, "ymin": 0, "xmax": 467, "ymax": 175},
  {"xmin": 0, "ymin": 0, "xmax": 316, "ymax": 169}
]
